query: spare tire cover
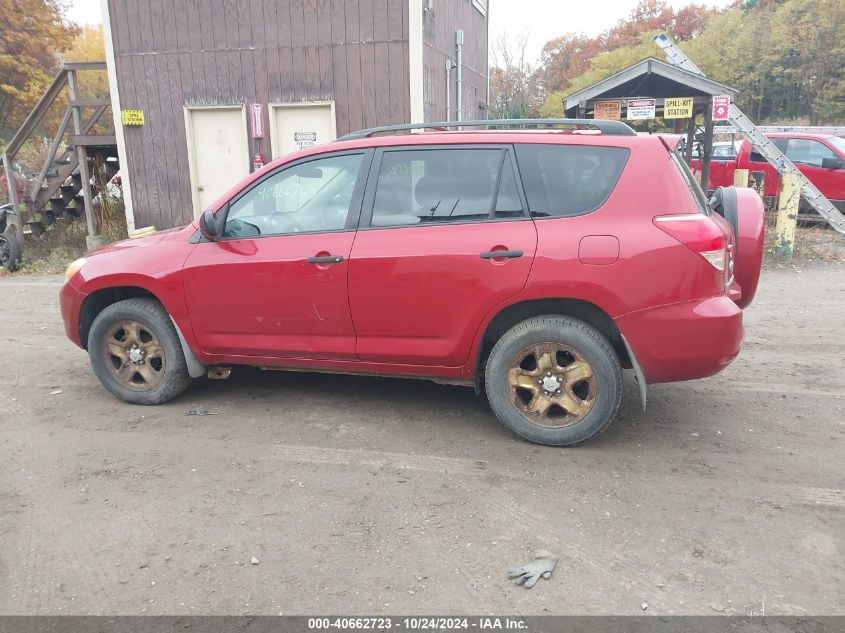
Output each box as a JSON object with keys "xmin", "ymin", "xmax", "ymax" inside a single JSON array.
[{"xmin": 732, "ymin": 188, "xmax": 766, "ymax": 309}]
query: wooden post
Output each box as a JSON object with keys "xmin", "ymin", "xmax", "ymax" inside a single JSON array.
[
  {"xmin": 699, "ymin": 100, "xmax": 714, "ymax": 191},
  {"xmin": 684, "ymin": 115, "xmax": 695, "ymax": 164},
  {"xmin": 577, "ymin": 100, "xmax": 587, "ymax": 119},
  {"xmin": 774, "ymin": 172, "xmax": 801, "ymax": 258},
  {"xmin": 67, "ymin": 69, "xmax": 102, "ymax": 249},
  {"xmin": 733, "ymin": 169, "xmax": 750, "ymax": 188}
]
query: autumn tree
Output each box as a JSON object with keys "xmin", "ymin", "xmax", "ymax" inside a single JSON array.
[
  {"xmin": 538, "ymin": 1, "xmax": 717, "ymax": 96},
  {"xmin": 537, "ymin": 0, "xmax": 844, "ymax": 125},
  {"xmin": 64, "ymin": 24, "xmax": 109, "ymax": 97},
  {"xmin": 0, "ymin": 0, "xmax": 79, "ymax": 139}
]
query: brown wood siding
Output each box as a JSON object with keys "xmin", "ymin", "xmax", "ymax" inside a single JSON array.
[
  {"xmin": 422, "ymin": 0, "xmax": 488, "ymax": 122},
  {"xmin": 108, "ymin": 0, "xmax": 413, "ymax": 229}
]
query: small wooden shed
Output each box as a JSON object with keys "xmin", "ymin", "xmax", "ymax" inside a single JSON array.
[
  {"xmin": 100, "ymin": 0, "xmax": 489, "ymax": 231},
  {"xmin": 563, "ymin": 57, "xmax": 737, "ymax": 188}
]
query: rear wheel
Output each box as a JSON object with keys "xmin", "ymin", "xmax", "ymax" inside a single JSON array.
[
  {"xmin": 87, "ymin": 298, "xmax": 192, "ymax": 404},
  {"xmin": 484, "ymin": 316, "xmax": 622, "ymax": 446}
]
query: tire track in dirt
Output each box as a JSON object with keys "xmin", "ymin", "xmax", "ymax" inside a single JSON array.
[
  {"xmin": 0, "ymin": 391, "xmax": 123, "ymax": 614},
  {"xmin": 798, "ymin": 487, "xmax": 845, "ymax": 509}
]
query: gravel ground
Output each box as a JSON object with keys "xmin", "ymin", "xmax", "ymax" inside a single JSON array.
[{"xmin": 0, "ymin": 263, "xmax": 843, "ymax": 615}]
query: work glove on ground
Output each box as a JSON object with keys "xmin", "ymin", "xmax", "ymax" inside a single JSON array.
[{"xmin": 508, "ymin": 550, "xmax": 557, "ymax": 588}]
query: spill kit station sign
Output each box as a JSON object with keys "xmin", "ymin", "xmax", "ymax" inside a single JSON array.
[{"xmin": 663, "ymin": 97, "xmax": 694, "ymax": 119}]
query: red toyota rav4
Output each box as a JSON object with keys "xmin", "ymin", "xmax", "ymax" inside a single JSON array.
[{"xmin": 60, "ymin": 119, "xmax": 765, "ymax": 446}]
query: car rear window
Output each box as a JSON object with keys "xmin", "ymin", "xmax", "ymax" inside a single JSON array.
[{"xmin": 514, "ymin": 144, "xmax": 629, "ymax": 217}]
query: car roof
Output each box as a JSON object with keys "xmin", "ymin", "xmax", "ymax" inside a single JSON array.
[
  {"xmin": 257, "ymin": 128, "xmax": 664, "ymax": 173},
  {"xmin": 208, "ymin": 126, "xmax": 668, "ymax": 216},
  {"xmin": 762, "ymin": 132, "xmax": 838, "ymax": 141}
]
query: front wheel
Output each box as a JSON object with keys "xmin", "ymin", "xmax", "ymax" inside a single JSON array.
[
  {"xmin": 484, "ymin": 316, "xmax": 622, "ymax": 446},
  {"xmin": 0, "ymin": 229, "xmax": 22, "ymax": 272},
  {"xmin": 87, "ymin": 298, "xmax": 193, "ymax": 404}
]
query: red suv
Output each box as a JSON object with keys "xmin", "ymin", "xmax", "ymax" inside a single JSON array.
[{"xmin": 60, "ymin": 119, "xmax": 765, "ymax": 446}]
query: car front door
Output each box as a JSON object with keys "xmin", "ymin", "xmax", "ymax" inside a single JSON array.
[
  {"xmin": 182, "ymin": 150, "xmax": 371, "ymax": 360},
  {"xmin": 784, "ymin": 137, "xmax": 845, "ymax": 202},
  {"xmin": 348, "ymin": 145, "xmax": 537, "ymax": 367}
]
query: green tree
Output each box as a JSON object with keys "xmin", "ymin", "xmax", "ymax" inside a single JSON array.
[{"xmin": 766, "ymin": 0, "xmax": 844, "ymax": 123}]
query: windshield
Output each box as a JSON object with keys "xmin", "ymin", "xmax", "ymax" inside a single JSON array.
[{"xmin": 828, "ymin": 136, "xmax": 845, "ymax": 157}]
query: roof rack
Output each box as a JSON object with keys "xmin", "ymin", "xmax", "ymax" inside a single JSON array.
[{"xmin": 338, "ymin": 118, "xmax": 637, "ymax": 140}]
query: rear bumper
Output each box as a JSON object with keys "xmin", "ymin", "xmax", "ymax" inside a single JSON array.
[
  {"xmin": 616, "ymin": 295, "xmax": 744, "ymax": 384},
  {"xmin": 60, "ymin": 281, "xmax": 85, "ymax": 348}
]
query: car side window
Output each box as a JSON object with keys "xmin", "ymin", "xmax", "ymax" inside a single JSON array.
[
  {"xmin": 224, "ymin": 153, "xmax": 363, "ymax": 238},
  {"xmin": 514, "ymin": 144, "xmax": 629, "ymax": 218},
  {"xmin": 369, "ymin": 148, "xmax": 523, "ymax": 228},
  {"xmin": 750, "ymin": 139, "xmax": 786, "ymax": 163},
  {"xmin": 785, "ymin": 139, "xmax": 837, "ymax": 167}
]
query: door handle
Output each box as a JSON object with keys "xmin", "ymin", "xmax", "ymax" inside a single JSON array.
[
  {"xmin": 480, "ymin": 249, "xmax": 523, "ymax": 260},
  {"xmin": 306, "ymin": 255, "xmax": 344, "ymax": 264}
]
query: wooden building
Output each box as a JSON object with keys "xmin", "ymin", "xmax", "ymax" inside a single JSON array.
[{"xmin": 101, "ymin": 0, "xmax": 489, "ymax": 231}]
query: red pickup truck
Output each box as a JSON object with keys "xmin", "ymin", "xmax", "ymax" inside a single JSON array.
[{"xmin": 693, "ymin": 133, "xmax": 845, "ymax": 212}]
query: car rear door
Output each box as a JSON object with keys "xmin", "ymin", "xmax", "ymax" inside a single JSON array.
[
  {"xmin": 348, "ymin": 145, "xmax": 537, "ymax": 367},
  {"xmin": 182, "ymin": 150, "xmax": 371, "ymax": 360}
]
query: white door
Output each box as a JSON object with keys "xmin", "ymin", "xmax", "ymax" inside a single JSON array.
[
  {"xmin": 270, "ymin": 102, "xmax": 337, "ymax": 159},
  {"xmin": 186, "ymin": 106, "xmax": 250, "ymax": 216}
]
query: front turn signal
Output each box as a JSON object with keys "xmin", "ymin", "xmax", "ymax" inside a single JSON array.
[{"xmin": 65, "ymin": 257, "xmax": 87, "ymax": 282}]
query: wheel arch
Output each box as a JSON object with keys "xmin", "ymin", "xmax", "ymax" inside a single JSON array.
[
  {"xmin": 78, "ymin": 286, "xmax": 159, "ymax": 350},
  {"xmin": 474, "ymin": 298, "xmax": 631, "ymax": 389},
  {"xmin": 79, "ymin": 285, "xmax": 207, "ymax": 379}
]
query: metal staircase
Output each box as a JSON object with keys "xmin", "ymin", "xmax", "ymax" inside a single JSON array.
[{"xmin": 1, "ymin": 62, "xmax": 117, "ymax": 237}]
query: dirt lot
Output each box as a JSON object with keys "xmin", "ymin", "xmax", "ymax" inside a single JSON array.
[{"xmin": 0, "ymin": 262, "xmax": 843, "ymax": 616}]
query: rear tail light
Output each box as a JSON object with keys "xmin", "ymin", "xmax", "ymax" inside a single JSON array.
[{"xmin": 654, "ymin": 213, "xmax": 729, "ymax": 274}]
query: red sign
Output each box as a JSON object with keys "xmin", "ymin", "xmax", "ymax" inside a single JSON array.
[
  {"xmin": 250, "ymin": 103, "xmax": 264, "ymax": 138},
  {"xmin": 712, "ymin": 95, "xmax": 730, "ymax": 121}
]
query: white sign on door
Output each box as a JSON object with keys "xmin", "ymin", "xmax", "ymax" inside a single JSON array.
[
  {"xmin": 295, "ymin": 131, "xmax": 317, "ymax": 151},
  {"xmin": 626, "ymin": 98, "xmax": 656, "ymax": 120}
]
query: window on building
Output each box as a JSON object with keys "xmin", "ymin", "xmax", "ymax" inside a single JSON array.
[
  {"xmin": 472, "ymin": 0, "xmax": 488, "ymax": 15},
  {"xmin": 369, "ymin": 148, "xmax": 523, "ymax": 228},
  {"xmin": 224, "ymin": 153, "xmax": 363, "ymax": 238},
  {"xmin": 514, "ymin": 145, "xmax": 629, "ymax": 217}
]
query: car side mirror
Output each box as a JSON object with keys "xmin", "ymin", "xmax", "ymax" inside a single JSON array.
[
  {"xmin": 199, "ymin": 209, "xmax": 223, "ymax": 241},
  {"xmin": 821, "ymin": 156, "xmax": 843, "ymax": 170}
]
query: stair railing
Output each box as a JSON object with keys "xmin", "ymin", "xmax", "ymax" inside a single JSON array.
[{"xmin": 1, "ymin": 62, "xmax": 108, "ymax": 235}]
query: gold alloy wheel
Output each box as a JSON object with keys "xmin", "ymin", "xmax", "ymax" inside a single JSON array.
[
  {"xmin": 102, "ymin": 320, "xmax": 166, "ymax": 391},
  {"xmin": 507, "ymin": 342, "xmax": 598, "ymax": 428}
]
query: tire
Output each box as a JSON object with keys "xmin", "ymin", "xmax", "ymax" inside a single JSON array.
[
  {"xmin": 0, "ymin": 229, "xmax": 22, "ymax": 272},
  {"xmin": 87, "ymin": 298, "xmax": 192, "ymax": 405},
  {"xmin": 484, "ymin": 316, "xmax": 622, "ymax": 446}
]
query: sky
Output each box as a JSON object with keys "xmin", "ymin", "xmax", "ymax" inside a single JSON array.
[{"xmin": 64, "ymin": 0, "xmax": 735, "ymax": 64}]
